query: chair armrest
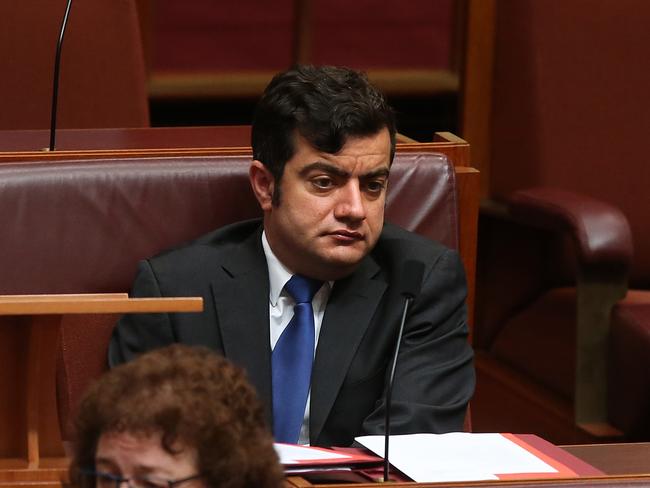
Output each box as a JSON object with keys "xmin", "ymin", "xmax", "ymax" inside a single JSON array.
[
  {"xmin": 506, "ymin": 188, "xmax": 633, "ymax": 430},
  {"xmin": 480, "ymin": 188, "xmax": 632, "ymax": 429},
  {"xmin": 508, "ymin": 187, "xmax": 633, "ymax": 268}
]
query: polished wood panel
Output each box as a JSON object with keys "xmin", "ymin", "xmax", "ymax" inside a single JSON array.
[
  {"xmin": 0, "ymin": 126, "xmax": 251, "ymax": 153},
  {"xmin": 405, "ymin": 133, "xmax": 478, "ymax": 328},
  {"xmin": 2, "ymin": 443, "xmax": 649, "ymax": 488},
  {"xmin": 562, "ymin": 443, "xmax": 650, "ymax": 476},
  {"xmin": 287, "ymin": 476, "xmax": 650, "ymax": 487},
  {"xmin": 0, "ymin": 295, "xmax": 202, "ymax": 315},
  {"xmin": 459, "ymin": 0, "xmax": 496, "ymax": 197},
  {"xmin": 0, "ymin": 295, "xmax": 202, "ymax": 479},
  {"xmin": 0, "ymin": 128, "xmax": 460, "ymax": 161},
  {"xmin": 456, "ymin": 166, "xmax": 479, "ymax": 332}
]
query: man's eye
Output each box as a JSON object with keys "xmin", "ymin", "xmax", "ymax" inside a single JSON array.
[
  {"xmin": 365, "ymin": 180, "xmax": 386, "ymax": 193},
  {"xmin": 311, "ymin": 177, "xmax": 334, "ymax": 189}
]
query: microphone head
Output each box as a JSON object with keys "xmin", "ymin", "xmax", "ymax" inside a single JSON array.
[{"xmin": 397, "ymin": 260, "xmax": 425, "ymax": 299}]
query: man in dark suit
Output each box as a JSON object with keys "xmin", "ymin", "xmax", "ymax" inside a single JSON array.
[{"xmin": 109, "ymin": 65, "xmax": 474, "ymax": 447}]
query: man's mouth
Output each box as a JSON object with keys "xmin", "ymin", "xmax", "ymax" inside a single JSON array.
[{"xmin": 328, "ymin": 230, "xmax": 364, "ymax": 242}]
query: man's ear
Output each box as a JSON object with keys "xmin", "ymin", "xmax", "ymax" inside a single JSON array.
[{"xmin": 249, "ymin": 160, "xmax": 275, "ymax": 211}]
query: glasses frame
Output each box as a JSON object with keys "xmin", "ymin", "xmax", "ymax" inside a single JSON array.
[{"xmin": 80, "ymin": 468, "xmax": 202, "ymax": 488}]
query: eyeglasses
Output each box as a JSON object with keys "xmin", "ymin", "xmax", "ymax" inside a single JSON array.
[{"xmin": 80, "ymin": 469, "xmax": 202, "ymax": 488}]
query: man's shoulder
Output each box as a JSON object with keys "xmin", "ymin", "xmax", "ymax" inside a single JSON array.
[
  {"xmin": 375, "ymin": 222, "xmax": 451, "ymax": 260},
  {"xmin": 149, "ymin": 218, "xmax": 262, "ymax": 265}
]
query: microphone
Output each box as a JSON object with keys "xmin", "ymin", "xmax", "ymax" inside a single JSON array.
[
  {"xmin": 49, "ymin": 0, "xmax": 74, "ymax": 152},
  {"xmin": 383, "ymin": 260, "xmax": 424, "ymax": 482}
]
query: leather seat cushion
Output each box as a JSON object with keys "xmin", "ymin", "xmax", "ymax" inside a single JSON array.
[{"xmin": 489, "ymin": 287, "xmax": 577, "ymax": 401}]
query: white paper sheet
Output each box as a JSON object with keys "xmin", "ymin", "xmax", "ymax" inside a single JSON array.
[{"xmin": 355, "ymin": 433, "xmax": 557, "ymax": 482}]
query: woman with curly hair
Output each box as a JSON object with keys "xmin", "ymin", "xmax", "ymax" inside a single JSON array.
[{"xmin": 69, "ymin": 344, "xmax": 283, "ymax": 488}]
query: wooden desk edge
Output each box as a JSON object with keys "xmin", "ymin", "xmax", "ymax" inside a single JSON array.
[
  {"xmin": 3, "ymin": 443, "xmax": 650, "ymax": 487},
  {"xmin": 0, "ymin": 296, "xmax": 203, "ymax": 315},
  {"xmin": 285, "ymin": 473, "xmax": 650, "ymax": 487}
]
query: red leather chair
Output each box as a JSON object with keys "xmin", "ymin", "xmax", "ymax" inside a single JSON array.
[
  {"xmin": 0, "ymin": 149, "xmax": 475, "ymax": 458},
  {"xmin": 474, "ymin": 189, "xmax": 638, "ymax": 443},
  {"xmin": 471, "ymin": 0, "xmax": 650, "ymax": 443}
]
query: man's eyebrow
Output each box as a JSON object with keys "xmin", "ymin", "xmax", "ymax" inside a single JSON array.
[
  {"xmin": 360, "ymin": 167, "xmax": 390, "ymax": 179},
  {"xmin": 299, "ymin": 161, "xmax": 350, "ymax": 178},
  {"xmin": 299, "ymin": 162, "xmax": 390, "ymax": 179}
]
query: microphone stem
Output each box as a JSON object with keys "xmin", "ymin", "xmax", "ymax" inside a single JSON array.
[
  {"xmin": 383, "ymin": 296, "xmax": 412, "ymax": 482},
  {"xmin": 49, "ymin": 0, "xmax": 74, "ymax": 152}
]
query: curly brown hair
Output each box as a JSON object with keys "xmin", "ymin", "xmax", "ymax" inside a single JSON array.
[{"xmin": 69, "ymin": 344, "xmax": 283, "ymax": 488}]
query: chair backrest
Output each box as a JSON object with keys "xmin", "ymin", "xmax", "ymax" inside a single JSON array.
[
  {"xmin": 0, "ymin": 0, "xmax": 148, "ymax": 130},
  {"xmin": 0, "ymin": 152, "xmax": 460, "ymax": 443}
]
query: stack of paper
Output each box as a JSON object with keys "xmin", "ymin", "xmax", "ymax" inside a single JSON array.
[{"xmin": 355, "ymin": 432, "xmax": 601, "ymax": 482}]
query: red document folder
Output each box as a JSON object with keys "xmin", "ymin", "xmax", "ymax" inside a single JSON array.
[
  {"xmin": 499, "ymin": 434, "xmax": 604, "ymax": 479},
  {"xmin": 276, "ymin": 443, "xmax": 382, "ymax": 472}
]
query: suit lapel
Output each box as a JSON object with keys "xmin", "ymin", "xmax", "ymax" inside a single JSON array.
[
  {"xmin": 210, "ymin": 229, "xmax": 273, "ymax": 421},
  {"xmin": 310, "ymin": 256, "xmax": 386, "ymax": 442}
]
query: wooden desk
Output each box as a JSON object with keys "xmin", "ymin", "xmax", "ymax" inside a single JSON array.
[
  {"xmin": 286, "ymin": 443, "xmax": 650, "ymax": 487},
  {"xmin": 1, "ymin": 442, "xmax": 647, "ymax": 488},
  {"xmin": 0, "ymin": 294, "xmax": 202, "ymax": 486},
  {"xmin": 0, "ymin": 126, "xmax": 252, "ymax": 152},
  {"xmin": 562, "ymin": 442, "xmax": 650, "ymax": 476}
]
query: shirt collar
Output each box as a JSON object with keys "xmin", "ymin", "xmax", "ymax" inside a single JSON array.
[
  {"xmin": 262, "ymin": 231, "xmax": 293, "ymax": 306},
  {"xmin": 261, "ymin": 231, "xmax": 332, "ymax": 306}
]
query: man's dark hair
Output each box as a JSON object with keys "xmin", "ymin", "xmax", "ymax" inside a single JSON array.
[
  {"xmin": 252, "ymin": 65, "xmax": 396, "ymax": 204},
  {"xmin": 69, "ymin": 344, "xmax": 283, "ymax": 488}
]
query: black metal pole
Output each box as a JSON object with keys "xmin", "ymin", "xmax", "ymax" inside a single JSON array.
[
  {"xmin": 383, "ymin": 297, "xmax": 412, "ymax": 482},
  {"xmin": 49, "ymin": 0, "xmax": 74, "ymax": 152}
]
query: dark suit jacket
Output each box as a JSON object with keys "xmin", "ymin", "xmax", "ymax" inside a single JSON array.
[{"xmin": 109, "ymin": 219, "xmax": 475, "ymax": 446}]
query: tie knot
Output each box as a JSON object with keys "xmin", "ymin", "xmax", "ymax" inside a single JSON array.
[{"xmin": 285, "ymin": 275, "xmax": 323, "ymax": 304}]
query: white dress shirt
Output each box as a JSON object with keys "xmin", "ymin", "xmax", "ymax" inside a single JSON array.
[{"xmin": 262, "ymin": 232, "xmax": 332, "ymax": 445}]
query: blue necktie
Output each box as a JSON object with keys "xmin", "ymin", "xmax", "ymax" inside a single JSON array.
[{"xmin": 272, "ymin": 274, "xmax": 323, "ymax": 444}]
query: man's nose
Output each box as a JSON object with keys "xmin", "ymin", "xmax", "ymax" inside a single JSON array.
[{"xmin": 334, "ymin": 181, "xmax": 366, "ymax": 221}]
